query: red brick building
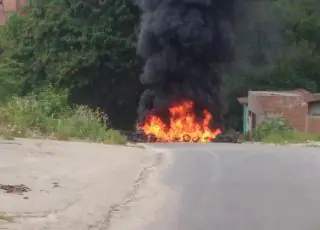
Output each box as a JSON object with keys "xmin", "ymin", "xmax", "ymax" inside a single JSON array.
[
  {"xmin": 0, "ymin": 0, "xmax": 27, "ymax": 25},
  {"xmin": 238, "ymin": 89, "xmax": 320, "ymax": 135}
]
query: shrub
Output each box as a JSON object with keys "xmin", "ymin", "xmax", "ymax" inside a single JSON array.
[
  {"xmin": 0, "ymin": 0, "xmax": 142, "ymax": 130},
  {"xmin": 253, "ymin": 116, "xmax": 320, "ymax": 144},
  {"xmin": 0, "ymin": 25, "xmax": 22, "ymax": 102},
  {"xmin": 253, "ymin": 116, "xmax": 292, "ymax": 141},
  {"xmin": 0, "ymin": 87, "xmax": 126, "ymax": 144},
  {"xmin": 0, "ymin": 59, "xmax": 24, "ymax": 102}
]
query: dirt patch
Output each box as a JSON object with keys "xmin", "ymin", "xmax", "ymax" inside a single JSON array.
[
  {"xmin": 0, "ymin": 213, "xmax": 14, "ymax": 223},
  {"xmin": 0, "ymin": 184, "xmax": 31, "ymax": 195}
]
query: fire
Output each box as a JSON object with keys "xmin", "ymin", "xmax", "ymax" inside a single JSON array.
[{"xmin": 138, "ymin": 100, "xmax": 221, "ymax": 143}]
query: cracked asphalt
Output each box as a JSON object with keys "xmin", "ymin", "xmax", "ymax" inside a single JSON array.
[
  {"xmin": 2, "ymin": 140, "xmax": 320, "ymax": 230},
  {"xmin": 0, "ymin": 139, "xmax": 157, "ymax": 230}
]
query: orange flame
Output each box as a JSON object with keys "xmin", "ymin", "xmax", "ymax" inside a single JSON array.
[{"xmin": 138, "ymin": 100, "xmax": 221, "ymax": 143}]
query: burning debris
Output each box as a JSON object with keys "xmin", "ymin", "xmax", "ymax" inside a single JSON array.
[
  {"xmin": 139, "ymin": 100, "xmax": 221, "ymax": 142},
  {"xmin": 120, "ymin": 129, "xmax": 239, "ymax": 143},
  {"xmin": 135, "ymin": 0, "xmax": 235, "ymax": 143}
]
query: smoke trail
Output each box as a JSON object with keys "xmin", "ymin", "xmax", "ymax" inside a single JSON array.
[{"xmin": 136, "ymin": 0, "xmax": 235, "ymax": 128}]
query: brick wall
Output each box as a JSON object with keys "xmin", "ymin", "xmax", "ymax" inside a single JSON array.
[
  {"xmin": 248, "ymin": 91, "xmax": 264, "ymax": 123},
  {"xmin": 0, "ymin": 0, "xmax": 27, "ymax": 25},
  {"xmin": 18, "ymin": 0, "xmax": 27, "ymax": 11},
  {"xmin": 0, "ymin": 11, "xmax": 8, "ymax": 25},
  {"xmin": 307, "ymin": 117, "xmax": 320, "ymax": 134},
  {"xmin": 2, "ymin": 0, "xmax": 18, "ymax": 12},
  {"xmin": 249, "ymin": 93, "xmax": 308, "ymax": 132},
  {"xmin": 283, "ymin": 102, "xmax": 308, "ymax": 132}
]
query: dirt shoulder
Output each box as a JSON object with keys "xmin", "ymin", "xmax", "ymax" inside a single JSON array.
[{"xmin": 0, "ymin": 138, "xmax": 158, "ymax": 230}]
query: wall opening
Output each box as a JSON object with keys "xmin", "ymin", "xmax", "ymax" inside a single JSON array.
[{"xmin": 308, "ymin": 101, "xmax": 320, "ymax": 116}]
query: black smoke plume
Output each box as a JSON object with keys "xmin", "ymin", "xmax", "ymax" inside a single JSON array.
[{"xmin": 135, "ymin": 0, "xmax": 235, "ymax": 129}]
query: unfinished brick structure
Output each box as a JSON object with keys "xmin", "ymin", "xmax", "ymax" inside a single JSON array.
[
  {"xmin": 0, "ymin": 0, "xmax": 27, "ymax": 25},
  {"xmin": 238, "ymin": 89, "xmax": 320, "ymax": 135}
]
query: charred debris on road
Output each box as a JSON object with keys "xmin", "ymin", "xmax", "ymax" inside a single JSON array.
[{"xmin": 119, "ymin": 130, "xmax": 240, "ymax": 143}]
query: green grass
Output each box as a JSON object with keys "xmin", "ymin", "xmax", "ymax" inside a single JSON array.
[
  {"xmin": 261, "ymin": 130, "xmax": 320, "ymax": 145},
  {"xmin": 0, "ymin": 87, "xmax": 126, "ymax": 144}
]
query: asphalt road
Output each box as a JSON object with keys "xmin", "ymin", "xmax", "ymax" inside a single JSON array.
[
  {"xmin": 4, "ymin": 140, "xmax": 319, "ymax": 229},
  {"xmin": 141, "ymin": 143, "xmax": 320, "ymax": 230}
]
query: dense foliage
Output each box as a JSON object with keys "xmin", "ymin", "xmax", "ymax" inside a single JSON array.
[
  {"xmin": 0, "ymin": 0, "xmax": 319, "ymax": 131},
  {"xmin": 0, "ymin": 0, "xmax": 141, "ymax": 129},
  {"xmin": 223, "ymin": 0, "xmax": 320, "ymax": 129}
]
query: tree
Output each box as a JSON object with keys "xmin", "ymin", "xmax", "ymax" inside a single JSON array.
[
  {"xmin": 2, "ymin": 0, "xmax": 142, "ymax": 129},
  {"xmin": 223, "ymin": 0, "xmax": 320, "ymax": 129}
]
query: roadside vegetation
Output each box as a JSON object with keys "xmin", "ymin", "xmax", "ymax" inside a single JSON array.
[
  {"xmin": 246, "ymin": 117, "xmax": 320, "ymax": 145},
  {"xmin": 0, "ymin": 0, "xmax": 133, "ymax": 143},
  {"xmin": 0, "ymin": 0, "xmax": 319, "ymax": 144},
  {"xmin": 0, "ymin": 87, "xmax": 126, "ymax": 144}
]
